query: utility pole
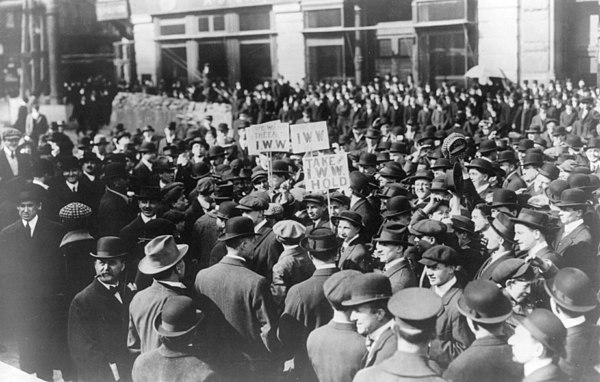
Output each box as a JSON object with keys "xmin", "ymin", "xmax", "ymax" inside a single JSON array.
[
  {"xmin": 597, "ymin": 0, "xmax": 600, "ymax": 88},
  {"xmin": 45, "ymin": 0, "xmax": 59, "ymax": 103},
  {"xmin": 354, "ymin": 5, "xmax": 362, "ymax": 85}
]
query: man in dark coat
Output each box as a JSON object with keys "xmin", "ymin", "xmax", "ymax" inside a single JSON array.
[
  {"xmin": 306, "ymin": 270, "xmax": 367, "ymax": 382},
  {"xmin": 0, "ymin": 187, "xmax": 70, "ymax": 381},
  {"xmin": 47, "ymin": 155, "xmax": 95, "ymax": 220},
  {"xmin": 96, "ymin": 163, "xmax": 137, "ymax": 237},
  {"xmin": 194, "ymin": 217, "xmax": 281, "ymax": 382},
  {"xmin": 0, "ymin": 128, "xmax": 32, "ymax": 185},
  {"xmin": 132, "ymin": 296, "xmax": 220, "ymax": 382},
  {"xmin": 348, "ymin": 171, "xmax": 382, "ymax": 240},
  {"xmin": 334, "ymin": 211, "xmax": 372, "ymax": 272},
  {"xmin": 68, "ymin": 237, "xmax": 135, "ymax": 382},
  {"xmin": 278, "ymin": 227, "xmax": 340, "ymax": 381},
  {"xmin": 476, "ymin": 213, "xmax": 517, "ymax": 281},
  {"xmin": 372, "ymin": 223, "xmax": 417, "ymax": 293},
  {"xmin": 444, "ymin": 280, "xmax": 522, "ymax": 382}
]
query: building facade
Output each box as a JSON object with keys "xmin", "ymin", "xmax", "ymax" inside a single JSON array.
[{"xmin": 126, "ymin": 0, "xmax": 598, "ymax": 87}]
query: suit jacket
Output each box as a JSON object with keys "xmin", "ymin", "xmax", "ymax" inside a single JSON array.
[
  {"xmin": 132, "ymin": 344, "xmax": 220, "ymax": 382},
  {"xmin": 553, "ymin": 223, "xmax": 597, "ymax": 283},
  {"xmin": 131, "ymin": 162, "xmax": 157, "ymax": 192},
  {"xmin": 0, "ymin": 149, "xmax": 31, "ymax": 183},
  {"xmin": 270, "ymin": 246, "xmax": 315, "ymax": 305},
  {"xmin": 503, "ymin": 171, "xmax": 528, "ymax": 192},
  {"xmin": 47, "ymin": 178, "xmax": 97, "ymax": 219},
  {"xmin": 306, "ymin": 321, "xmax": 367, "ymax": 382},
  {"xmin": 429, "ymin": 283, "xmax": 474, "ymax": 369},
  {"xmin": 96, "ymin": 188, "xmax": 137, "ymax": 237},
  {"xmin": 194, "ymin": 256, "xmax": 280, "ymax": 378},
  {"xmin": 384, "ymin": 259, "xmax": 418, "ymax": 293},
  {"xmin": 79, "ymin": 174, "xmax": 105, "ymax": 212},
  {"xmin": 443, "ymin": 335, "xmax": 522, "ymax": 382},
  {"xmin": 523, "ymin": 363, "xmax": 568, "ymax": 382},
  {"xmin": 475, "ymin": 252, "xmax": 515, "ymax": 281},
  {"xmin": 68, "ymin": 279, "xmax": 134, "ymax": 382},
  {"xmin": 365, "ymin": 325, "xmax": 397, "ymax": 367},
  {"xmin": 533, "ymin": 246, "xmax": 563, "ymax": 269},
  {"xmin": 353, "ymin": 351, "xmax": 446, "ymax": 382},
  {"xmin": 350, "ymin": 197, "xmax": 383, "ymax": 240},
  {"xmin": 60, "ymin": 230, "xmax": 96, "ymax": 300},
  {"xmin": 191, "ymin": 212, "xmax": 220, "ymax": 270},
  {"xmin": 252, "ymin": 222, "xmax": 284, "ymax": 280},
  {"xmin": 339, "ymin": 237, "xmax": 371, "ymax": 272},
  {"xmin": 128, "ymin": 280, "xmax": 186, "ymax": 355},
  {"xmin": 559, "ymin": 322, "xmax": 599, "ymax": 382},
  {"xmin": 279, "ymin": 267, "xmax": 338, "ymax": 381}
]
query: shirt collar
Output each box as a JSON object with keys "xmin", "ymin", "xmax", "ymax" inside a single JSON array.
[
  {"xmin": 524, "ymin": 358, "xmax": 553, "ymax": 377},
  {"xmin": 368, "ymin": 319, "xmax": 394, "ymax": 344},
  {"xmin": 563, "ymin": 219, "xmax": 584, "ymax": 236},
  {"xmin": 96, "ymin": 279, "xmax": 119, "ymax": 290},
  {"xmin": 434, "ymin": 276, "xmax": 457, "ymax": 297},
  {"xmin": 107, "ymin": 187, "xmax": 129, "ymax": 203},
  {"xmin": 475, "ymin": 183, "xmax": 490, "ymax": 195},
  {"xmin": 225, "ymin": 254, "xmax": 246, "ymax": 263},
  {"xmin": 23, "ymin": 215, "xmax": 39, "ymax": 234},
  {"xmin": 141, "ymin": 158, "xmax": 153, "ymax": 171},
  {"xmin": 140, "ymin": 214, "xmax": 156, "ymax": 223},
  {"xmin": 66, "ymin": 181, "xmax": 79, "ymax": 192},
  {"xmin": 158, "ymin": 280, "xmax": 187, "ymax": 289},
  {"xmin": 384, "ymin": 257, "xmax": 405, "ymax": 271},
  {"xmin": 559, "ymin": 314, "xmax": 585, "ymax": 329},
  {"xmin": 83, "ymin": 172, "xmax": 95, "ymax": 182},
  {"xmin": 3, "ymin": 146, "xmax": 15, "ymax": 158},
  {"xmin": 530, "ymin": 242, "xmax": 549, "ymax": 256},
  {"xmin": 314, "ymin": 263, "xmax": 337, "ymax": 270},
  {"xmin": 32, "ymin": 179, "xmax": 48, "ymax": 190},
  {"xmin": 254, "ymin": 218, "xmax": 268, "ymax": 233}
]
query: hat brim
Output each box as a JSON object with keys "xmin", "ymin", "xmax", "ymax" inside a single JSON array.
[
  {"xmin": 218, "ymin": 232, "xmax": 260, "ymax": 242},
  {"xmin": 341, "ymin": 294, "xmax": 392, "ymax": 307},
  {"xmin": 456, "ymin": 296, "xmax": 512, "ymax": 324},
  {"xmin": 508, "ymin": 217, "xmax": 545, "ymax": 231},
  {"xmin": 554, "ymin": 202, "xmax": 588, "ymax": 208},
  {"xmin": 487, "ymin": 218, "xmax": 517, "ymax": 245},
  {"xmin": 382, "ymin": 208, "xmax": 412, "ymax": 218},
  {"xmin": 543, "ymin": 280, "xmax": 597, "ymax": 313},
  {"xmin": 299, "ymin": 237, "xmax": 343, "ymax": 254},
  {"xmin": 331, "ymin": 215, "xmax": 363, "ymax": 229},
  {"xmin": 373, "ymin": 238, "xmax": 413, "ymax": 246},
  {"xmin": 154, "ymin": 310, "xmax": 205, "ymax": 338},
  {"xmin": 138, "ymin": 244, "xmax": 189, "ymax": 275},
  {"xmin": 418, "ymin": 257, "xmax": 445, "ymax": 266},
  {"xmin": 465, "ymin": 164, "xmax": 494, "ymax": 175},
  {"xmin": 89, "ymin": 251, "xmax": 128, "ymax": 259}
]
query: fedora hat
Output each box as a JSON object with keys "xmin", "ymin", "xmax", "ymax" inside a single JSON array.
[
  {"xmin": 518, "ymin": 309, "xmax": 567, "ymax": 356},
  {"xmin": 544, "ymin": 268, "xmax": 598, "ymax": 313},
  {"xmin": 451, "ymin": 215, "xmax": 475, "ymax": 234},
  {"xmin": 407, "ymin": 170, "xmax": 434, "ymax": 183},
  {"xmin": 478, "ymin": 140, "xmax": 498, "ymax": 154},
  {"xmin": 430, "ymin": 158, "xmax": 452, "ymax": 171},
  {"xmin": 457, "ymin": 280, "xmax": 512, "ymax": 324},
  {"xmin": 488, "ymin": 189, "xmax": 519, "ymax": 209},
  {"xmin": 545, "ymin": 179, "xmax": 569, "ymax": 203},
  {"xmin": 521, "ymin": 151, "xmax": 543, "ymax": 167},
  {"xmin": 218, "ymin": 216, "xmax": 259, "ymax": 242},
  {"xmin": 349, "ymin": 171, "xmax": 371, "ymax": 197},
  {"xmin": 537, "ymin": 163, "xmax": 559, "ymax": 181},
  {"xmin": 465, "ymin": 158, "xmax": 494, "ymax": 175},
  {"xmin": 154, "ymin": 296, "xmax": 204, "ymax": 338},
  {"xmin": 208, "ymin": 145, "xmax": 225, "ymax": 159},
  {"xmin": 300, "ymin": 227, "xmax": 343, "ymax": 254},
  {"xmin": 377, "ymin": 183, "xmax": 410, "ymax": 199},
  {"xmin": 216, "ymin": 201, "xmax": 240, "ymax": 221},
  {"xmin": 90, "ymin": 236, "xmax": 128, "ymax": 259},
  {"xmin": 365, "ymin": 127, "xmax": 381, "ymax": 139},
  {"xmin": 554, "ymin": 188, "xmax": 588, "ymax": 208},
  {"xmin": 383, "ymin": 196, "xmax": 412, "ymax": 218},
  {"xmin": 342, "ymin": 273, "xmax": 392, "ymax": 307},
  {"xmin": 373, "ymin": 223, "xmax": 412, "ymax": 246},
  {"xmin": 379, "ymin": 162, "xmax": 406, "ymax": 180},
  {"xmin": 331, "ymin": 211, "xmax": 363, "ymax": 229},
  {"xmin": 509, "ymin": 209, "xmax": 548, "ymax": 231},
  {"xmin": 488, "ymin": 212, "xmax": 516, "ymax": 245},
  {"xmin": 429, "ymin": 176, "xmax": 448, "ymax": 193},
  {"xmin": 358, "ymin": 153, "xmax": 377, "ymax": 167},
  {"xmin": 138, "ymin": 235, "xmax": 188, "ymax": 275}
]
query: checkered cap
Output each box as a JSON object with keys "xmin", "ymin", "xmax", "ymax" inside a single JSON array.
[{"xmin": 59, "ymin": 202, "xmax": 92, "ymax": 220}]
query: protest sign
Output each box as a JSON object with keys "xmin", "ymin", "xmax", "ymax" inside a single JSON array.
[
  {"xmin": 303, "ymin": 153, "xmax": 350, "ymax": 192},
  {"xmin": 290, "ymin": 121, "xmax": 330, "ymax": 153},
  {"xmin": 247, "ymin": 121, "xmax": 290, "ymax": 155}
]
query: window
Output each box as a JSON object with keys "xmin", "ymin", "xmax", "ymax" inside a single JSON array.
[
  {"xmin": 398, "ymin": 38, "xmax": 412, "ymax": 58},
  {"xmin": 160, "ymin": 24, "xmax": 185, "ymax": 35},
  {"xmin": 428, "ymin": 31, "xmax": 465, "ymax": 76},
  {"xmin": 308, "ymin": 45, "xmax": 343, "ymax": 80},
  {"xmin": 198, "ymin": 17, "xmax": 209, "ymax": 32},
  {"xmin": 378, "ymin": 39, "xmax": 393, "ymax": 57},
  {"xmin": 213, "ymin": 15, "xmax": 225, "ymax": 31},
  {"xmin": 416, "ymin": 0, "xmax": 466, "ymax": 23},
  {"xmin": 6, "ymin": 12, "xmax": 15, "ymax": 29},
  {"xmin": 239, "ymin": 11, "xmax": 270, "ymax": 31},
  {"xmin": 305, "ymin": 9, "xmax": 342, "ymax": 28}
]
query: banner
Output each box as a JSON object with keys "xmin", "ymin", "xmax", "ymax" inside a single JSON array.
[
  {"xmin": 247, "ymin": 121, "xmax": 290, "ymax": 155},
  {"xmin": 303, "ymin": 153, "xmax": 350, "ymax": 192},
  {"xmin": 290, "ymin": 121, "xmax": 330, "ymax": 153}
]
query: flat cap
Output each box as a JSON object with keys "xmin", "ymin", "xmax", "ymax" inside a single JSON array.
[
  {"xmin": 272, "ymin": 220, "xmax": 306, "ymax": 242},
  {"xmin": 410, "ymin": 219, "xmax": 447, "ymax": 237},
  {"xmin": 1, "ymin": 127, "xmax": 22, "ymax": 141},
  {"xmin": 236, "ymin": 194, "xmax": 269, "ymax": 211},
  {"xmin": 59, "ymin": 202, "xmax": 93, "ymax": 220},
  {"xmin": 323, "ymin": 270, "xmax": 363, "ymax": 310},
  {"xmin": 195, "ymin": 177, "xmax": 215, "ymax": 195},
  {"xmin": 388, "ymin": 287, "xmax": 442, "ymax": 321},
  {"xmin": 492, "ymin": 258, "xmax": 534, "ymax": 285},
  {"xmin": 419, "ymin": 245, "xmax": 459, "ymax": 266},
  {"xmin": 264, "ymin": 203, "xmax": 284, "ymax": 217}
]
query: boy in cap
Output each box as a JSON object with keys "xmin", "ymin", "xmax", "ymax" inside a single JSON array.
[
  {"xmin": 353, "ymin": 288, "xmax": 446, "ymax": 382},
  {"xmin": 343, "ymin": 273, "xmax": 396, "ymax": 367},
  {"xmin": 444, "ymin": 280, "xmax": 523, "ymax": 382},
  {"xmin": 333, "ymin": 211, "xmax": 372, "ymax": 272},
  {"xmin": 492, "ymin": 259, "xmax": 538, "ymax": 330},
  {"xmin": 306, "ymin": 270, "xmax": 367, "ymax": 382},
  {"xmin": 69, "ymin": 236, "xmax": 134, "ymax": 382},
  {"xmin": 419, "ymin": 245, "xmax": 474, "ymax": 369},
  {"xmin": 270, "ymin": 220, "xmax": 314, "ymax": 305},
  {"xmin": 508, "ymin": 309, "xmax": 568, "ymax": 382}
]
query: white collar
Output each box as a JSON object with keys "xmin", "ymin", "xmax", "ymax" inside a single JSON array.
[
  {"xmin": 225, "ymin": 254, "xmax": 246, "ymax": 263},
  {"xmin": 475, "ymin": 183, "xmax": 490, "ymax": 195},
  {"xmin": 384, "ymin": 257, "xmax": 405, "ymax": 271},
  {"xmin": 314, "ymin": 263, "xmax": 337, "ymax": 270},
  {"xmin": 529, "ymin": 242, "xmax": 549, "ymax": 256},
  {"xmin": 559, "ymin": 314, "xmax": 585, "ymax": 329},
  {"xmin": 197, "ymin": 195, "xmax": 211, "ymax": 210},
  {"xmin": 350, "ymin": 194, "xmax": 361, "ymax": 209},
  {"xmin": 3, "ymin": 146, "xmax": 16, "ymax": 158},
  {"xmin": 524, "ymin": 358, "xmax": 553, "ymax": 377},
  {"xmin": 96, "ymin": 279, "xmax": 119, "ymax": 290},
  {"xmin": 563, "ymin": 219, "xmax": 584, "ymax": 236},
  {"xmin": 32, "ymin": 179, "xmax": 48, "ymax": 190},
  {"xmin": 140, "ymin": 214, "xmax": 156, "ymax": 223},
  {"xmin": 158, "ymin": 280, "xmax": 187, "ymax": 289},
  {"xmin": 107, "ymin": 187, "xmax": 129, "ymax": 202},
  {"xmin": 66, "ymin": 181, "xmax": 79, "ymax": 192},
  {"xmin": 254, "ymin": 219, "xmax": 268, "ymax": 233},
  {"xmin": 368, "ymin": 319, "xmax": 394, "ymax": 344},
  {"xmin": 434, "ymin": 276, "xmax": 457, "ymax": 298},
  {"xmin": 83, "ymin": 172, "xmax": 95, "ymax": 182},
  {"xmin": 22, "ymin": 215, "xmax": 39, "ymax": 235},
  {"xmin": 343, "ymin": 234, "xmax": 360, "ymax": 247},
  {"xmin": 141, "ymin": 158, "xmax": 153, "ymax": 171}
]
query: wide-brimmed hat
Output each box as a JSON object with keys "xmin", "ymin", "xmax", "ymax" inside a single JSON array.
[
  {"xmin": 509, "ymin": 209, "xmax": 548, "ymax": 231},
  {"xmin": 342, "ymin": 273, "xmax": 392, "ymax": 307},
  {"xmin": 465, "ymin": 158, "xmax": 494, "ymax": 175},
  {"xmin": 488, "ymin": 212, "xmax": 516, "ymax": 245},
  {"xmin": 218, "ymin": 216, "xmax": 259, "ymax": 242},
  {"xmin": 373, "ymin": 223, "xmax": 412, "ymax": 246},
  {"xmin": 154, "ymin": 296, "xmax": 204, "ymax": 338},
  {"xmin": 488, "ymin": 189, "xmax": 519, "ymax": 209},
  {"xmin": 138, "ymin": 235, "xmax": 188, "ymax": 275},
  {"xmin": 554, "ymin": 188, "xmax": 588, "ymax": 208},
  {"xmin": 90, "ymin": 236, "xmax": 128, "ymax": 259},
  {"xmin": 331, "ymin": 211, "xmax": 363, "ymax": 229},
  {"xmin": 407, "ymin": 170, "xmax": 434, "ymax": 183},
  {"xmin": 544, "ymin": 268, "xmax": 598, "ymax": 313},
  {"xmin": 300, "ymin": 227, "xmax": 343, "ymax": 254},
  {"xmin": 457, "ymin": 280, "xmax": 512, "ymax": 324}
]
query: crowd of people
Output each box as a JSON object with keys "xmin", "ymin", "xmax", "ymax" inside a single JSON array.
[{"xmin": 0, "ymin": 73, "xmax": 599, "ymax": 382}]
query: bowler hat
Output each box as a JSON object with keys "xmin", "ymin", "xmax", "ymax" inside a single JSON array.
[
  {"xmin": 379, "ymin": 162, "xmax": 406, "ymax": 180},
  {"xmin": 342, "ymin": 273, "xmax": 392, "ymax": 307},
  {"xmin": 429, "ymin": 176, "xmax": 448, "ymax": 193},
  {"xmin": 300, "ymin": 227, "xmax": 343, "ymax": 254},
  {"xmin": 324, "ymin": 270, "xmax": 362, "ymax": 310},
  {"xmin": 586, "ymin": 137, "xmax": 600, "ymax": 150},
  {"xmin": 358, "ymin": 153, "xmax": 377, "ymax": 167},
  {"xmin": 251, "ymin": 169, "xmax": 268, "ymax": 183},
  {"xmin": 430, "ymin": 158, "xmax": 452, "ymax": 171},
  {"xmin": 154, "ymin": 296, "xmax": 204, "ymax": 338},
  {"xmin": 378, "ymin": 183, "xmax": 410, "ymax": 199},
  {"xmin": 80, "ymin": 151, "xmax": 100, "ymax": 164},
  {"xmin": 525, "ymin": 125, "xmax": 542, "ymax": 134},
  {"xmin": 374, "ymin": 223, "xmax": 411, "ymax": 245},
  {"xmin": 216, "ymin": 201, "xmax": 240, "ymax": 221},
  {"xmin": 208, "ymin": 145, "xmax": 225, "ymax": 159},
  {"xmin": 139, "ymin": 141, "xmax": 157, "ymax": 153},
  {"xmin": 365, "ymin": 128, "xmax": 381, "ymax": 139},
  {"xmin": 465, "ymin": 158, "xmax": 494, "ymax": 175},
  {"xmin": 451, "ymin": 215, "xmax": 475, "ymax": 234},
  {"xmin": 551, "ymin": 126, "xmax": 567, "ymax": 136},
  {"xmin": 218, "ymin": 216, "xmax": 258, "ymax": 242},
  {"xmin": 544, "ymin": 268, "xmax": 598, "ymax": 313},
  {"xmin": 18, "ymin": 187, "xmax": 41, "ymax": 203},
  {"xmin": 331, "ymin": 211, "xmax": 363, "ymax": 229},
  {"xmin": 509, "ymin": 209, "xmax": 548, "ymax": 231},
  {"xmin": 488, "ymin": 212, "xmax": 516, "ymax": 245},
  {"xmin": 138, "ymin": 235, "xmax": 188, "ymax": 275},
  {"xmin": 537, "ymin": 163, "xmax": 559, "ymax": 181},
  {"xmin": 383, "ymin": 196, "xmax": 412, "ymax": 218},
  {"xmin": 58, "ymin": 155, "xmax": 80, "ymax": 171},
  {"xmin": 517, "ymin": 139, "xmax": 535, "ymax": 152},
  {"xmin": 488, "ymin": 189, "xmax": 519, "ymax": 209},
  {"xmin": 90, "ymin": 236, "xmax": 128, "ymax": 258},
  {"xmin": 519, "ymin": 309, "xmax": 566, "ymax": 356},
  {"xmin": 457, "ymin": 280, "xmax": 512, "ymax": 324},
  {"xmin": 349, "ymin": 171, "xmax": 371, "ymax": 197},
  {"xmin": 419, "ymin": 245, "xmax": 459, "ymax": 266},
  {"xmin": 59, "ymin": 202, "xmax": 93, "ymax": 220},
  {"xmin": 408, "ymin": 170, "xmax": 434, "ymax": 183},
  {"xmin": 479, "ymin": 140, "xmax": 497, "ymax": 154},
  {"xmin": 352, "ymin": 120, "xmax": 367, "ymax": 130},
  {"xmin": 554, "ymin": 188, "xmax": 588, "ymax": 208},
  {"xmin": 567, "ymin": 173, "xmax": 596, "ymax": 192},
  {"xmin": 191, "ymin": 162, "xmax": 211, "ymax": 180},
  {"xmin": 522, "ymin": 152, "xmax": 544, "ymax": 169},
  {"xmin": 388, "ymin": 287, "xmax": 442, "ymax": 323},
  {"xmin": 135, "ymin": 186, "xmax": 162, "ymax": 201},
  {"xmin": 492, "ymin": 259, "xmax": 534, "ymax": 285},
  {"xmin": 565, "ymin": 135, "xmax": 583, "ymax": 149},
  {"xmin": 390, "ymin": 142, "xmax": 407, "ymax": 154},
  {"xmin": 271, "ymin": 160, "xmax": 290, "ymax": 175},
  {"xmin": 545, "ymin": 179, "xmax": 569, "ymax": 203}
]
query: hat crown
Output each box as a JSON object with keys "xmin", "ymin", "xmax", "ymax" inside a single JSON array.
[
  {"xmin": 160, "ymin": 296, "xmax": 198, "ymax": 334},
  {"xmin": 413, "ymin": 219, "xmax": 447, "ymax": 237},
  {"xmin": 522, "ymin": 309, "xmax": 566, "ymax": 353},
  {"xmin": 138, "ymin": 186, "xmax": 161, "ymax": 200},
  {"xmin": 421, "ymin": 245, "xmax": 458, "ymax": 265},
  {"xmin": 388, "ymin": 287, "xmax": 442, "ymax": 320},
  {"xmin": 513, "ymin": 209, "xmax": 548, "ymax": 228},
  {"xmin": 559, "ymin": 188, "xmax": 587, "ymax": 205},
  {"xmin": 143, "ymin": 235, "xmax": 182, "ymax": 268},
  {"xmin": 346, "ymin": 273, "xmax": 392, "ymax": 305},
  {"xmin": 492, "ymin": 189, "xmax": 518, "ymax": 204},
  {"xmin": 301, "ymin": 227, "xmax": 342, "ymax": 253},
  {"xmin": 386, "ymin": 196, "xmax": 411, "ymax": 213},
  {"xmin": 96, "ymin": 236, "xmax": 127, "ymax": 258},
  {"xmin": 323, "ymin": 270, "xmax": 362, "ymax": 308},
  {"xmin": 273, "ymin": 220, "xmax": 306, "ymax": 240},
  {"xmin": 461, "ymin": 280, "xmax": 511, "ymax": 322},
  {"xmin": 548, "ymin": 268, "xmax": 597, "ymax": 311},
  {"xmin": 218, "ymin": 201, "xmax": 239, "ymax": 219},
  {"xmin": 224, "ymin": 216, "xmax": 255, "ymax": 238},
  {"xmin": 59, "ymin": 202, "xmax": 93, "ymax": 220}
]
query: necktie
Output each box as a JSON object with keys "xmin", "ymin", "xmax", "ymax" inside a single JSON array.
[
  {"xmin": 10, "ymin": 151, "xmax": 15, "ymax": 159},
  {"xmin": 365, "ymin": 336, "xmax": 374, "ymax": 352},
  {"xmin": 108, "ymin": 285, "xmax": 119, "ymax": 294},
  {"xmin": 25, "ymin": 222, "xmax": 31, "ymax": 237}
]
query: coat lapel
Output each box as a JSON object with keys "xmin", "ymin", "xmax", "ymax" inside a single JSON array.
[{"xmin": 366, "ymin": 327, "xmax": 393, "ymax": 366}]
